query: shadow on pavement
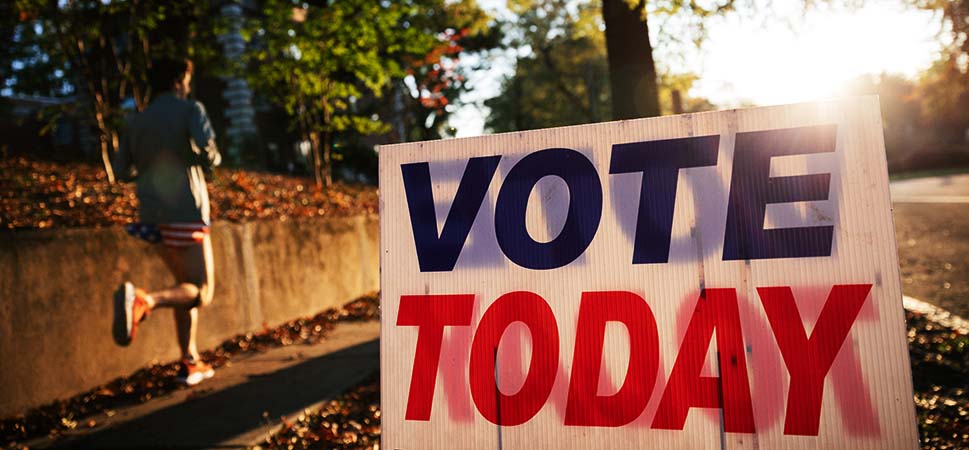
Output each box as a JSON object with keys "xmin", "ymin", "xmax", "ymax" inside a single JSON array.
[{"xmin": 51, "ymin": 339, "xmax": 379, "ymax": 450}]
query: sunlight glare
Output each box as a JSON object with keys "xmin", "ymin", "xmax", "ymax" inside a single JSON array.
[{"xmin": 693, "ymin": 3, "xmax": 943, "ymax": 107}]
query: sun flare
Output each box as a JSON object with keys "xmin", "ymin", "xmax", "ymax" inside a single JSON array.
[{"xmin": 692, "ymin": 3, "xmax": 943, "ymax": 107}]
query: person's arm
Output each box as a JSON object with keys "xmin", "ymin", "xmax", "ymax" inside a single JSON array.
[
  {"xmin": 112, "ymin": 120, "xmax": 137, "ymax": 182},
  {"xmin": 189, "ymin": 101, "xmax": 222, "ymax": 170}
]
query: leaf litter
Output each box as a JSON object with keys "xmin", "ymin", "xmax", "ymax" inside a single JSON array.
[{"xmin": 0, "ymin": 156, "xmax": 377, "ymax": 230}]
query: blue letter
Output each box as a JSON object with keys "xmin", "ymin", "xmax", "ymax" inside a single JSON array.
[
  {"xmin": 723, "ymin": 125, "xmax": 836, "ymax": 260},
  {"xmin": 402, "ymin": 156, "xmax": 501, "ymax": 272},
  {"xmin": 495, "ymin": 148, "xmax": 602, "ymax": 270},
  {"xmin": 609, "ymin": 135, "xmax": 720, "ymax": 264}
]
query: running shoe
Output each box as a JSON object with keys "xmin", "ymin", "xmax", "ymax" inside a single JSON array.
[
  {"xmin": 176, "ymin": 359, "xmax": 215, "ymax": 386},
  {"xmin": 112, "ymin": 282, "xmax": 151, "ymax": 346}
]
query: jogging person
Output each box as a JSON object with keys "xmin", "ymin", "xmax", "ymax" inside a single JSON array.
[{"xmin": 111, "ymin": 58, "xmax": 221, "ymax": 386}]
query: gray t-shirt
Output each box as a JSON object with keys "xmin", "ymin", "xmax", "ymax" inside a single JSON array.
[{"xmin": 113, "ymin": 93, "xmax": 222, "ymax": 224}]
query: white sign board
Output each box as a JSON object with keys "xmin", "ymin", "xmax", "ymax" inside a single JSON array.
[{"xmin": 379, "ymin": 97, "xmax": 918, "ymax": 449}]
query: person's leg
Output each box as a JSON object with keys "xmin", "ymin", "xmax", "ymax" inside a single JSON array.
[
  {"xmin": 146, "ymin": 236, "xmax": 214, "ymax": 309},
  {"xmin": 114, "ymin": 224, "xmax": 215, "ymax": 352},
  {"xmin": 146, "ymin": 284, "xmax": 200, "ymax": 308},
  {"xmin": 143, "ymin": 244, "xmax": 198, "ymax": 309},
  {"xmin": 174, "ymin": 307, "xmax": 200, "ymax": 362},
  {"xmin": 156, "ymin": 246, "xmax": 199, "ymax": 360},
  {"xmin": 151, "ymin": 235, "xmax": 215, "ymax": 361}
]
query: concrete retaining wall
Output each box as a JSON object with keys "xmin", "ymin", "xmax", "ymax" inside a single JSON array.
[{"xmin": 0, "ymin": 216, "xmax": 378, "ymax": 416}]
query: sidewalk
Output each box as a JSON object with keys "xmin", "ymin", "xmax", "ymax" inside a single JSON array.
[
  {"xmin": 29, "ymin": 321, "xmax": 379, "ymax": 450},
  {"xmin": 890, "ymin": 173, "xmax": 969, "ymax": 203}
]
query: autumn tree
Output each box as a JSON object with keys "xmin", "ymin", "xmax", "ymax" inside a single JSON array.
[
  {"xmin": 909, "ymin": 0, "xmax": 969, "ymax": 146},
  {"xmin": 4, "ymin": 1, "xmax": 217, "ymax": 181},
  {"xmin": 390, "ymin": 0, "xmax": 499, "ymax": 142},
  {"xmin": 247, "ymin": 0, "xmax": 493, "ymax": 187}
]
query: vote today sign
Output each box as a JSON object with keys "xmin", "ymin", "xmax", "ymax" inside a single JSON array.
[{"xmin": 377, "ymin": 97, "xmax": 919, "ymax": 449}]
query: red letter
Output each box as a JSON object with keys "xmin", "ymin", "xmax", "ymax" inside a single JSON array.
[
  {"xmin": 652, "ymin": 288, "xmax": 755, "ymax": 433},
  {"xmin": 565, "ymin": 291, "xmax": 659, "ymax": 426},
  {"xmin": 469, "ymin": 291, "xmax": 559, "ymax": 426},
  {"xmin": 397, "ymin": 294, "xmax": 475, "ymax": 421},
  {"xmin": 757, "ymin": 284, "xmax": 872, "ymax": 436}
]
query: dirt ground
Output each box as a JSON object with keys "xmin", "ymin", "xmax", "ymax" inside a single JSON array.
[{"xmin": 894, "ymin": 203, "xmax": 969, "ymax": 318}]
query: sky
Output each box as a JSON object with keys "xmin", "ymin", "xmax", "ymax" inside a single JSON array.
[{"xmin": 450, "ymin": 0, "xmax": 947, "ymax": 137}]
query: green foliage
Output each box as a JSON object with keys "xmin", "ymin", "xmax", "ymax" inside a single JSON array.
[
  {"xmin": 247, "ymin": 0, "xmax": 419, "ymax": 186},
  {"xmin": 3, "ymin": 0, "xmax": 219, "ymax": 180},
  {"xmin": 486, "ymin": 0, "xmax": 609, "ymax": 132},
  {"xmin": 247, "ymin": 0, "xmax": 403, "ymax": 134},
  {"xmin": 486, "ymin": 0, "xmax": 716, "ymax": 133},
  {"xmin": 248, "ymin": 0, "xmax": 491, "ymax": 135},
  {"xmin": 393, "ymin": 0, "xmax": 501, "ymax": 141},
  {"xmin": 247, "ymin": 0, "xmax": 498, "ymax": 185},
  {"xmin": 6, "ymin": 0, "xmax": 217, "ymax": 104},
  {"xmin": 657, "ymin": 71, "xmax": 716, "ymax": 115},
  {"xmin": 1, "ymin": 3, "xmax": 69, "ymax": 98}
]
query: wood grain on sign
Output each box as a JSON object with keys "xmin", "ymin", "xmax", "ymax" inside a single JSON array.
[{"xmin": 378, "ymin": 97, "xmax": 919, "ymax": 450}]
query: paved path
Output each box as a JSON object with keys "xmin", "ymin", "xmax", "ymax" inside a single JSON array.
[
  {"xmin": 31, "ymin": 321, "xmax": 379, "ymax": 450},
  {"xmin": 891, "ymin": 174, "xmax": 969, "ymax": 318},
  {"xmin": 890, "ymin": 173, "xmax": 969, "ymax": 203}
]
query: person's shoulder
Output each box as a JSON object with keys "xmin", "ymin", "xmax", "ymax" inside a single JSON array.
[
  {"xmin": 188, "ymin": 99, "xmax": 208, "ymax": 116},
  {"xmin": 159, "ymin": 95, "xmax": 203, "ymax": 112},
  {"xmin": 166, "ymin": 97, "xmax": 206, "ymax": 118}
]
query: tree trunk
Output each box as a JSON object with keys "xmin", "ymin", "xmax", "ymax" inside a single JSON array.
[
  {"xmin": 322, "ymin": 130, "xmax": 333, "ymax": 188},
  {"xmin": 92, "ymin": 99, "xmax": 116, "ymax": 183},
  {"xmin": 602, "ymin": 0, "xmax": 660, "ymax": 119},
  {"xmin": 309, "ymin": 130, "xmax": 323, "ymax": 189},
  {"xmin": 671, "ymin": 89, "xmax": 684, "ymax": 114},
  {"xmin": 111, "ymin": 130, "xmax": 120, "ymax": 155},
  {"xmin": 321, "ymin": 94, "xmax": 333, "ymax": 188},
  {"xmin": 512, "ymin": 70, "xmax": 524, "ymax": 131},
  {"xmin": 99, "ymin": 135, "xmax": 116, "ymax": 183}
]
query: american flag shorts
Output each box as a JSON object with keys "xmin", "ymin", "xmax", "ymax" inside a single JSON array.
[{"xmin": 125, "ymin": 222, "xmax": 209, "ymax": 247}]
